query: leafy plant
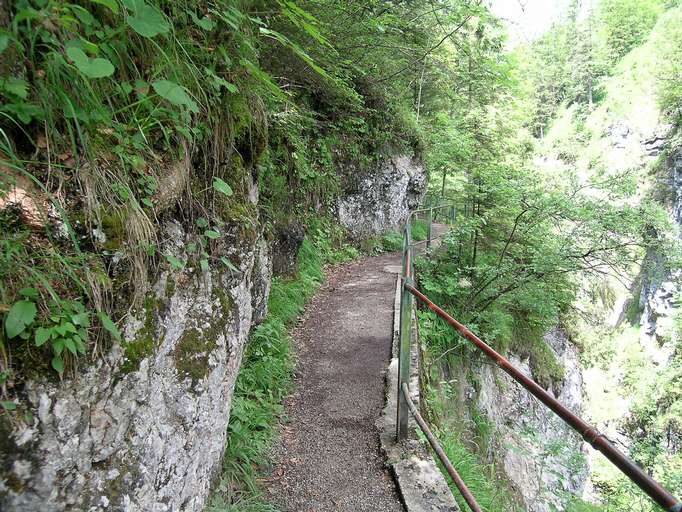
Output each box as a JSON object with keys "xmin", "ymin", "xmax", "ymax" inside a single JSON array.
[{"xmin": 5, "ymin": 297, "xmax": 37, "ymax": 340}]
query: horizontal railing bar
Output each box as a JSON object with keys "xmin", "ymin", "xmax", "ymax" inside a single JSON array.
[
  {"xmin": 401, "ymin": 383, "xmax": 483, "ymax": 512},
  {"xmin": 409, "ymin": 238, "xmax": 431, "ymax": 247},
  {"xmin": 409, "ymin": 232, "xmax": 448, "ymax": 248},
  {"xmin": 403, "ymin": 282, "xmax": 682, "ymax": 512},
  {"xmin": 412, "ymin": 204, "xmax": 452, "ymax": 214}
]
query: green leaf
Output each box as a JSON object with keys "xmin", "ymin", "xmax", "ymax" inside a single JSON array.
[
  {"xmin": 113, "ymin": 183, "xmax": 130, "ymax": 202},
  {"xmin": 62, "ymin": 322, "xmax": 77, "ymax": 334},
  {"xmin": 35, "ymin": 327, "xmax": 50, "ymax": 347},
  {"xmin": 98, "ymin": 312, "xmax": 121, "ymax": 341},
  {"xmin": 127, "ymin": 2, "xmax": 170, "ymax": 38},
  {"xmin": 75, "ymin": 337, "xmax": 87, "ymax": 355},
  {"xmin": 5, "ymin": 300, "xmax": 37, "ymax": 339},
  {"xmin": 204, "ymin": 230, "xmax": 220, "ymax": 239},
  {"xmin": 1, "ymin": 77, "xmax": 29, "ymax": 99},
  {"xmin": 1, "ymin": 401, "xmax": 16, "ymax": 411},
  {"xmin": 196, "ymin": 217, "xmax": 209, "ymax": 228},
  {"xmin": 190, "ymin": 11, "xmax": 215, "ymax": 31},
  {"xmin": 64, "ymin": 337, "xmax": 77, "ymax": 355},
  {"xmin": 200, "ymin": 258, "xmax": 209, "ymax": 272},
  {"xmin": 141, "ymin": 197, "xmax": 153, "ymax": 207},
  {"xmin": 52, "ymin": 339, "xmax": 64, "ymax": 356},
  {"xmin": 165, "ymin": 254, "xmax": 185, "ymax": 270},
  {"xmin": 19, "ymin": 287, "xmax": 38, "ymax": 298},
  {"xmin": 3, "ymin": 102, "xmax": 43, "ymax": 124},
  {"xmin": 51, "ymin": 356, "xmax": 64, "ymax": 373},
  {"xmin": 212, "ymin": 177, "xmax": 233, "ymax": 197},
  {"xmin": 240, "ymin": 58, "xmax": 288, "ymax": 100},
  {"xmin": 152, "ymin": 80, "xmax": 199, "ymax": 113},
  {"xmin": 220, "ymin": 257, "xmax": 240, "ymax": 273},
  {"xmin": 66, "ymin": 47, "xmax": 115, "ymax": 78},
  {"xmin": 90, "ymin": 0, "xmax": 119, "ymax": 14},
  {"xmin": 72, "ymin": 312, "xmax": 90, "ymax": 327},
  {"xmin": 0, "ymin": 34, "xmax": 9, "ymax": 54},
  {"xmin": 72, "ymin": 5, "xmax": 97, "ymax": 26}
]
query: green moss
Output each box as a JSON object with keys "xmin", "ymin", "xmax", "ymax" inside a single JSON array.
[
  {"xmin": 164, "ymin": 277, "xmax": 176, "ymax": 301},
  {"xmin": 173, "ymin": 328, "xmax": 215, "ymax": 381},
  {"xmin": 101, "ymin": 211, "xmax": 127, "ymax": 252},
  {"xmin": 120, "ymin": 297, "xmax": 158, "ymax": 373},
  {"xmin": 214, "ymin": 283, "xmax": 236, "ymax": 314},
  {"xmin": 173, "ymin": 286, "xmax": 234, "ymax": 382}
]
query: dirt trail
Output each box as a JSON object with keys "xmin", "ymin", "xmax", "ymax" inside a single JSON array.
[{"xmin": 263, "ymin": 225, "xmax": 449, "ymax": 512}]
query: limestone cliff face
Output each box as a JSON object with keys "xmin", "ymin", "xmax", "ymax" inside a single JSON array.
[
  {"xmin": 474, "ymin": 328, "xmax": 587, "ymax": 512},
  {"xmin": 639, "ymin": 139, "xmax": 682, "ymax": 362},
  {"xmin": 337, "ymin": 154, "xmax": 427, "ymax": 237},
  {"xmin": 1, "ymin": 195, "xmax": 272, "ymax": 511},
  {"xmin": 0, "ymin": 147, "xmax": 422, "ymax": 511}
]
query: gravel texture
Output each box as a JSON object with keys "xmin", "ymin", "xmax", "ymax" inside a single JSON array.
[{"xmin": 263, "ymin": 252, "xmax": 405, "ymax": 512}]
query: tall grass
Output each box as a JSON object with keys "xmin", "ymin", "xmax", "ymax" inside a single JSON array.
[
  {"xmin": 412, "ymin": 218, "xmax": 428, "ymax": 241},
  {"xmin": 432, "ymin": 427, "xmax": 520, "ymax": 512}
]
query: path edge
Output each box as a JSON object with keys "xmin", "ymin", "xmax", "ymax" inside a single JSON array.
[{"xmin": 376, "ymin": 274, "xmax": 461, "ymax": 512}]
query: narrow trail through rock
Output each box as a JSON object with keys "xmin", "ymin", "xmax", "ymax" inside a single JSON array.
[{"xmin": 263, "ymin": 225, "xmax": 449, "ymax": 512}]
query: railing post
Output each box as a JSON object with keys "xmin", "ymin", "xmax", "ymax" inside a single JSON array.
[
  {"xmin": 450, "ymin": 205, "xmax": 456, "ymax": 224},
  {"xmin": 397, "ymin": 223, "xmax": 412, "ymax": 441},
  {"xmin": 426, "ymin": 206, "xmax": 433, "ymax": 248}
]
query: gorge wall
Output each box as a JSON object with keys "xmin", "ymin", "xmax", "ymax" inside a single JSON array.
[
  {"xmin": 0, "ymin": 152, "xmax": 426, "ymax": 511},
  {"xmin": 639, "ymin": 136, "xmax": 682, "ymax": 360},
  {"xmin": 337, "ymin": 154, "xmax": 427, "ymax": 238},
  {"xmin": 444, "ymin": 327, "xmax": 587, "ymax": 512}
]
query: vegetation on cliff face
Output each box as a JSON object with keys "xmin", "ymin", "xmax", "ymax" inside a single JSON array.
[
  {"xmin": 415, "ymin": 1, "xmax": 682, "ymax": 511},
  {"xmin": 2, "ymin": 0, "xmax": 682, "ymax": 510},
  {"xmin": 0, "ymin": 0, "xmax": 429, "ymax": 388}
]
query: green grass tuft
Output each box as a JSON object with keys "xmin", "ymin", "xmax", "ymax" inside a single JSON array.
[{"xmin": 432, "ymin": 427, "xmax": 520, "ymax": 512}]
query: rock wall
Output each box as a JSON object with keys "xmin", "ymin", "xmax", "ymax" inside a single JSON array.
[
  {"xmin": 1, "ymin": 218, "xmax": 271, "ymax": 511},
  {"xmin": 0, "ymin": 145, "xmax": 425, "ymax": 511},
  {"xmin": 337, "ymin": 154, "xmax": 427, "ymax": 237},
  {"xmin": 639, "ymin": 139, "xmax": 682, "ymax": 362},
  {"xmin": 473, "ymin": 328, "xmax": 587, "ymax": 512}
]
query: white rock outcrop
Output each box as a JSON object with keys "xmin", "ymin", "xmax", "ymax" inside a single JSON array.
[
  {"xmin": 474, "ymin": 328, "xmax": 587, "ymax": 512},
  {"xmin": 0, "ymin": 219, "xmax": 272, "ymax": 512},
  {"xmin": 337, "ymin": 155, "xmax": 427, "ymax": 237}
]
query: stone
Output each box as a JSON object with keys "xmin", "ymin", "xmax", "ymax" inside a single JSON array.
[
  {"xmin": 338, "ymin": 154, "xmax": 427, "ymax": 237},
  {"xmin": 0, "ymin": 215, "xmax": 267, "ymax": 511},
  {"xmin": 271, "ymin": 221, "xmax": 305, "ymax": 276},
  {"xmin": 379, "ymin": 278, "xmax": 460, "ymax": 512},
  {"xmin": 474, "ymin": 327, "xmax": 588, "ymax": 512}
]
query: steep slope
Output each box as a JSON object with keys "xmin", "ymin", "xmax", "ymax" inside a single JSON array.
[{"xmin": 535, "ymin": 5, "xmax": 682, "ymax": 509}]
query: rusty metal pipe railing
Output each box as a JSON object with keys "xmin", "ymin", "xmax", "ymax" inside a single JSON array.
[
  {"xmin": 403, "ymin": 282, "xmax": 682, "ymax": 512},
  {"xmin": 401, "ymin": 383, "xmax": 483, "ymax": 512}
]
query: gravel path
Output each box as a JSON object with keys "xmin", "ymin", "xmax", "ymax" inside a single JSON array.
[{"xmin": 263, "ymin": 251, "xmax": 405, "ymax": 512}]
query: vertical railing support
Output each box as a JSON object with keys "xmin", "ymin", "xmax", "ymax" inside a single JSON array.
[
  {"xmin": 450, "ymin": 205, "xmax": 456, "ymax": 225},
  {"xmin": 397, "ymin": 222, "xmax": 413, "ymax": 440},
  {"xmin": 426, "ymin": 206, "xmax": 433, "ymax": 248}
]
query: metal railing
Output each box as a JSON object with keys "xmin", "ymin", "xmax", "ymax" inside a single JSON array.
[{"xmin": 396, "ymin": 206, "xmax": 682, "ymax": 512}]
